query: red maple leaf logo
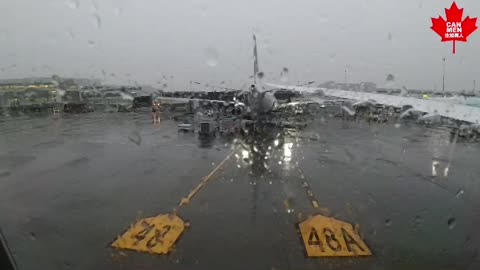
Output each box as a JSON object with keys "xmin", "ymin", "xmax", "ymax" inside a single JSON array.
[{"xmin": 431, "ymin": 1, "xmax": 478, "ymax": 54}]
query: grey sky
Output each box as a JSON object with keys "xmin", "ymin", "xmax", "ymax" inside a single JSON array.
[{"xmin": 1, "ymin": 0, "xmax": 479, "ymax": 91}]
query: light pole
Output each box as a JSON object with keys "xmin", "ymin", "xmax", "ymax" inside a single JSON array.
[{"xmin": 442, "ymin": 57, "xmax": 446, "ymax": 96}]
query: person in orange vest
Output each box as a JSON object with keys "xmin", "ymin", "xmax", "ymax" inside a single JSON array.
[{"xmin": 152, "ymin": 102, "xmax": 161, "ymax": 124}]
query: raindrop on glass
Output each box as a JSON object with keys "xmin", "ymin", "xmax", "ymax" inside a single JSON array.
[
  {"xmin": 92, "ymin": 14, "xmax": 102, "ymax": 29},
  {"xmin": 91, "ymin": 0, "xmax": 99, "ymax": 12},
  {"xmin": 414, "ymin": 215, "xmax": 422, "ymax": 224},
  {"xmin": 317, "ymin": 14, "xmax": 328, "ymax": 23},
  {"xmin": 67, "ymin": 28, "xmax": 75, "ymax": 39},
  {"xmin": 87, "ymin": 40, "xmax": 96, "ymax": 47},
  {"xmin": 455, "ymin": 189, "xmax": 464, "ymax": 198},
  {"xmin": 385, "ymin": 219, "xmax": 392, "ymax": 226},
  {"xmin": 128, "ymin": 131, "xmax": 142, "ymax": 146},
  {"xmin": 387, "ymin": 32, "xmax": 393, "ymax": 41},
  {"xmin": 447, "ymin": 217, "xmax": 456, "ymax": 229},
  {"xmin": 280, "ymin": 69, "xmax": 289, "ymax": 83},
  {"xmin": 329, "ymin": 53, "xmax": 336, "ymax": 63},
  {"xmin": 205, "ymin": 48, "xmax": 219, "ymax": 67},
  {"xmin": 114, "ymin": 7, "xmax": 123, "ymax": 16},
  {"xmin": 256, "ymin": 71, "xmax": 265, "ymax": 79},
  {"xmin": 385, "ymin": 74, "xmax": 395, "ymax": 88},
  {"xmin": 65, "ymin": 0, "xmax": 79, "ymax": 9}
]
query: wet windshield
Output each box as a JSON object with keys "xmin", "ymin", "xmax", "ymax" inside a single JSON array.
[{"xmin": 1, "ymin": 1, "xmax": 480, "ymax": 270}]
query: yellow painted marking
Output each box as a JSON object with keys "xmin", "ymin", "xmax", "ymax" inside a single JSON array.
[
  {"xmin": 283, "ymin": 199, "xmax": 291, "ymax": 210},
  {"xmin": 299, "ymin": 215, "xmax": 372, "ymax": 257},
  {"xmin": 112, "ymin": 214, "xmax": 184, "ymax": 254},
  {"xmin": 179, "ymin": 150, "xmax": 236, "ymax": 206},
  {"xmin": 112, "ymin": 148, "xmax": 237, "ymax": 255}
]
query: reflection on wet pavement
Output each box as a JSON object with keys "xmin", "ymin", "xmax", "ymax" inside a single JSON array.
[{"xmin": 0, "ymin": 112, "xmax": 479, "ymax": 270}]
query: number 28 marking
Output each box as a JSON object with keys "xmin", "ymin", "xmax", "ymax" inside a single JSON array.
[{"xmin": 133, "ymin": 224, "xmax": 172, "ymax": 248}]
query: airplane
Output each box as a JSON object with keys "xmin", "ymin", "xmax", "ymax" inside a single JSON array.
[{"xmin": 156, "ymin": 34, "xmax": 313, "ymax": 122}]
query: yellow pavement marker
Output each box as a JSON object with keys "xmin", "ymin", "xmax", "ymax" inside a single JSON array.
[
  {"xmin": 179, "ymin": 150, "xmax": 236, "ymax": 206},
  {"xmin": 112, "ymin": 214, "xmax": 185, "ymax": 254},
  {"xmin": 112, "ymin": 148, "xmax": 236, "ymax": 255},
  {"xmin": 296, "ymin": 167, "xmax": 371, "ymax": 257},
  {"xmin": 299, "ymin": 215, "xmax": 372, "ymax": 257}
]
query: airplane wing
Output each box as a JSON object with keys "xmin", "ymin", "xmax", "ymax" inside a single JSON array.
[
  {"xmin": 157, "ymin": 96, "xmax": 232, "ymax": 105},
  {"xmin": 264, "ymin": 83, "xmax": 480, "ymax": 124}
]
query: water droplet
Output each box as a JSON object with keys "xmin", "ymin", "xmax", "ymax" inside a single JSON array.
[
  {"xmin": 387, "ymin": 32, "xmax": 393, "ymax": 41},
  {"xmin": 205, "ymin": 48, "xmax": 219, "ymax": 67},
  {"xmin": 256, "ymin": 71, "xmax": 265, "ymax": 79},
  {"xmin": 92, "ymin": 14, "xmax": 102, "ymax": 29},
  {"xmin": 29, "ymin": 232, "xmax": 36, "ymax": 240},
  {"xmin": 56, "ymin": 89, "xmax": 66, "ymax": 97},
  {"xmin": 280, "ymin": 68, "xmax": 289, "ymax": 83},
  {"xmin": 385, "ymin": 74, "xmax": 395, "ymax": 88},
  {"xmin": 87, "ymin": 40, "xmax": 96, "ymax": 47},
  {"xmin": 67, "ymin": 28, "xmax": 75, "ymax": 39},
  {"xmin": 385, "ymin": 219, "xmax": 392, "ymax": 226},
  {"xmin": 65, "ymin": 0, "xmax": 79, "ymax": 9},
  {"xmin": 317, "ymin": 14, "xmax": 328, "ymax": 23},
  {"xmin": 128, "ymin": 131, "xmax": 142, "ymax": 146},
  {"xmin": 413, "ymin": 215, "xmax": 422, "ymax": 228},
  {"xmin": 394, "ymin": 123, "xmax": 401, "ymax": 128},
  {"xmin": 329, "ymin": 53, "xmax": 336, "ymax": 63},
  {"xmin": 447, "ymin": 217, "xmax": 456, "ymax": 229},
  {"xmin": 114, "ymin": 7, "xmax": 123, "ymax": 16},
  {"xmin": 91, "ymin": 0, "xmax": 99, "ymax": 12},
  {"xmin": 455, "ymin": 189, "xmax": 464, "ymax": 198}
]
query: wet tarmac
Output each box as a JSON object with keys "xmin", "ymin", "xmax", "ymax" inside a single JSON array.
[{"xmin": 1, "ymin": 112, "xmax": 479, "ymax": 270}]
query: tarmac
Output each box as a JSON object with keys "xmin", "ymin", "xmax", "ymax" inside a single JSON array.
[{"xmin": 0, "ymin": 111, "xmax": 479, "ymax": 270}]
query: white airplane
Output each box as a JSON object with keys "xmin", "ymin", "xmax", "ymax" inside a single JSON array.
[{"xmin": 156, "ymin": 35, "xmax": 295, "ymax": 118}]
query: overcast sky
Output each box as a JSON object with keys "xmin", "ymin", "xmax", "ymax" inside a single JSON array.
[{"xmin": 1, "ymin": 0, "xmax": 479, "ymax": 91}]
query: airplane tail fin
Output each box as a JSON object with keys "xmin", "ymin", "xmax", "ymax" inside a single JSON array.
[{"xmin": 253, "ymin": 34, "xmax": 259, "ymax": 84}]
